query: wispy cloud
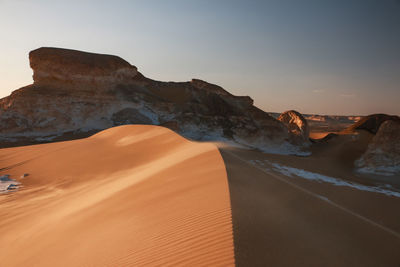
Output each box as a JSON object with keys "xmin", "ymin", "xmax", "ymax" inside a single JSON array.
[{"xmin": 339, "ymin": 93, "xmax": 356, "ymax": 98}]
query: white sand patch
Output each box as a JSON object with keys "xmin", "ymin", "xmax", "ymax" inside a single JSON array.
[
  {"xmin": 0, "ymin": 175, "xmax": 20, "ymax": 193},
  {"xmin": 356, "ymin": 157, "xmax": 400, "ymax": 176},
  {"xmin": 249, "ymin": 160, "xmax": 400, "ymax": 198}
]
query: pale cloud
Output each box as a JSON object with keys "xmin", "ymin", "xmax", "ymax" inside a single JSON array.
[
  {"xmin": 339, "ymin": 93, "xmax": 356, "ymax": 98},
  {"xmin": 312, "ymin": 89, "xmax": 325, "ymax": 93}
]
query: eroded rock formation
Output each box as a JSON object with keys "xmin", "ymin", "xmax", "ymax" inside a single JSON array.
[
  {"xmin": 0, "ymin": 47, "xmax": 308, "ymax": 154},
  {"xmin": 355, "ymin": 120, "xmax": 400, "ymax": 176},
  {"xmin": 345, "ymin": 114, "xmax": 400, "ymax": 134},
  {"xmin": 278, "ymin": 110, "xmax": 310, "ymax": 144},
  {"xmin": 30, "ymin": 47, "xmax": 138, "ymax": 89}
]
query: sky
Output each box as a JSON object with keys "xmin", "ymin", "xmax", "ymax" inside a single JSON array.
[{"xmin": 0, "ymin": 0, "xmax": 399, "ymax": 115}]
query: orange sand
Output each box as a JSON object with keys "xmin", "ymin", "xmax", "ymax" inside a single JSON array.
[
  {"xmin": 309, "ymin": 131, "xmax": 330, "ymax": 139},
  {"xmin": 0, "ymin": 125, "xmax": 234, "ymax": 266}
]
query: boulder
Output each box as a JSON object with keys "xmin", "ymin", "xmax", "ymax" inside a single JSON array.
[
  {"xmin": 355, "ymin": 120, "xmax": 400, "ymax": 175},
  {"xmin": 278, "ymin": 110, "xmax": 310, "ymax": 142}
]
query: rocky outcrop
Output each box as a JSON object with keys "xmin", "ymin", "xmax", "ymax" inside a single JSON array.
[
  {"xmin": 355, "ymin": 120, "xmax": 400, "ymax": 176},
  {"xmin": 111, "ymin": 108, "xmax": 153, "ymax": 126},
  {"xmin": 0, "ymin": 47, "xmax": 306, "ymax": 155},
  {"xmin": 29, "ymin": 47, "xmax": 138, "ymax": 88},
  {"xmin": 190, "ymin": 79, "xmax": 231, "ymax": 96},
  {"xmin": 345, "ymin": 114, "xmax": 400, "ymax": 134},
  {"xmin": 278, "ymin": 110, "xmax": 310, "ymax": 144}
]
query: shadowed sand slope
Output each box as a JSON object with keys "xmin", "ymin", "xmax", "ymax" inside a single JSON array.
[
  {"xmin": 221, "ymin": 147, "xmax": 400, "ymax": 267},
  {"xmin": 0, "ymin": 125, "xmax": 234, "ymax": 266}
]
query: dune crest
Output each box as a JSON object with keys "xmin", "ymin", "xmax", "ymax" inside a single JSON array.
[{"xmin": 0, "ymin": 125, "xmax": 234, "ymax": 266}]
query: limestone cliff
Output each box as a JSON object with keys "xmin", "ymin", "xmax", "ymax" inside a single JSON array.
[{"xmin": 0, "ymin": 47, "xmax": 308, "ymax": 154}]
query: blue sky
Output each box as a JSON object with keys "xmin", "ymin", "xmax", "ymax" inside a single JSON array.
[{"xmin": 1, "ymin": 0, "xmax": 399, "ymax": 115}]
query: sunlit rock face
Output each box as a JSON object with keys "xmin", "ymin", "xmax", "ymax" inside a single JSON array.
[
  {"xmin": 278, "ymin": 110, "xmax": 310, "ymax": 145},
  {"xmin": 356, "ymin": 120, "xmax": 400, "ymax": 176},
  {"xmin": 0, "ymin": 47, "xmax": 305, "ymax": 154}
]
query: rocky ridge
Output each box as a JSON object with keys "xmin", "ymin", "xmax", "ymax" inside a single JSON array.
[{"xmin": 0, "ymin": 47, "xmax": 309, "ymax": 154}]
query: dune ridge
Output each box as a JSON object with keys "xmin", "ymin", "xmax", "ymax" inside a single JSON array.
[{"xmin": 0, "ymin": 125, "xmax": 234, "ymax": 266}]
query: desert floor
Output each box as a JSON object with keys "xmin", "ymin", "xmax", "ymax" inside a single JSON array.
[
  {"xmin": 1, "ymin": 126, "xmax": 400, "ymax": 266},
  {"xmin": 221, "ymin": 144, "xmax": 400, "ymax": 266}
]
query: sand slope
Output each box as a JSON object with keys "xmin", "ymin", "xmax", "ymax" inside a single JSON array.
[
  {"xmin": 221, "ymin": 147, "xmax": 400, "ymax": 266},
  {"xmin": 0, "ymin": 125, "xmax": 234, "ymax": 266}
]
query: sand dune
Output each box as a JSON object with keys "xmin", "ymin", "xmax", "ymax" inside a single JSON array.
[
  {"xmin": 309, "ymin": 132, "xmax": 329, "ymax": 139},
  {"xmin": 0, "ymin": 125, "xmax": 234, "ymax": 266}
]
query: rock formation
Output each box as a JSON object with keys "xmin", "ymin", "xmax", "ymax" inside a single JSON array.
[
  {"xmin": 355, "ymin": 120, "xmax": 400, "ymax": 175},
  {"xmin": 0, "ymin": 47, "xmax": 308, "ymax": 154},
  {"xmin": 29, "ymin": 47, "xmax": 138, "ymax": 89},
  {"xmin": 277, "ymin": 110, "xmax": 310, "ymax": 144},
  {"xmin": 345, "ymin": 114, "xmax": 400, "ymax": 134}
]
